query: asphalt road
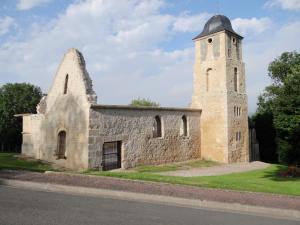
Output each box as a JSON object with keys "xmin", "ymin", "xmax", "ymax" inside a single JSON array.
[{"xmin": 0, "ymin": 186, "xmax": 298, "ymax": 225}]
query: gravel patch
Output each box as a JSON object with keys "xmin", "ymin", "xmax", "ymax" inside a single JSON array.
[{"xmin": 160, "ymin": 161, "xmax": 270, "ymax": 177}]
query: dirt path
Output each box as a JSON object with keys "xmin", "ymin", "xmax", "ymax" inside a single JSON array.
[{"xmin": 159, "ymin": 161, "xmax": 270, "ymax": 177}]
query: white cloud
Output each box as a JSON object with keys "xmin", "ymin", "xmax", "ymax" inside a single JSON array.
[
  {"xmin": 244, "ymin": 21, "xmax": 300, "ymax": 113},
  {"xmin": 172, "ymin": 13, "xmax": 211, "ymax": 32},
  {"xmin": 0, "ymin": 0, "xmax": 195, "ymax": 107},
  {"xmin": 265, "ymin": 0, "xmax": 300, "ymax": 11},
  {"xmin": 232, "ymin": 17, "xmax": 272, "ymax": 36},
  {"xmin": 0, "ymin": 17, "xmax": 15, "ymax": 36},
  {"xmin": 0, "ymin": 0, "xmax": 299, "ymax": 113},
  {"xmin": 17, "ymin": 0, "xmax": 52, "ymax": 10}
]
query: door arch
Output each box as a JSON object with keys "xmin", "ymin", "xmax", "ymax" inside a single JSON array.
[{"xmin": 57, "ymin": 131, "xmax": 66, "ymax": 159}]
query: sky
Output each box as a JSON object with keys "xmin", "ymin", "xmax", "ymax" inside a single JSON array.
[{"xmin": 0, "ymin": 0, "xmax": 300, "ymax": 114}]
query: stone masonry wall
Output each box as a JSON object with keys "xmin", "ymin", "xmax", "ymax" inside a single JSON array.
[
  {"xmin": 38, "ymin": 49, "xmax": 92, "ymax": 170},
  {"xmin": 88, "ymin": 106, "xmax": 201, "ymax": 169},
  {"xmin": 192, "ymin": 30, "xmax": 249, "ymax": 163},
  {"xmin": 192, "ymin": 32, "xmax": 230, "ymax": 163},
  {"xmin": 21, "ymin": 114, "xmax": 44, "ymax": 158},
  {"xmin": 226, "ymin": 33, "xmax": 249, "ymax": 163},
  {"xmin": 21, "ymin": 49, "xmax": 95, "ymax": 170}
]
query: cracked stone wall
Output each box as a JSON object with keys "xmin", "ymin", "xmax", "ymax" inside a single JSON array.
[{"xmin": 88, "ymin": 107, "xmax": 201, "ymax": 169}]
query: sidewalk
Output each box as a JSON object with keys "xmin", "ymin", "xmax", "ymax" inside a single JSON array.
[{"xmin": 0, "ymin": 169, "xmax": 299, "ymax": 219}]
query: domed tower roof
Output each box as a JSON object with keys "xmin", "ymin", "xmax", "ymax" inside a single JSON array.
[{"xmin": 193, "ymin": 14, "xmax": 242, "ymax": 40}]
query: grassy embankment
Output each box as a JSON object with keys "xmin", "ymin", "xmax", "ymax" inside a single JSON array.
[
  {"xmin": 1, "ymin": 153, "xmax": 299, "ymax": 196},
  {"xmin": 0, "ymin": 152, "xmax": 53, "ymax": 172},
  {"xmin": 86, "ymin": 164, "xmax": 300, "ymax": 196}
]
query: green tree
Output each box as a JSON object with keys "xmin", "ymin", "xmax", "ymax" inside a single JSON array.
[
  {"xmin": 257, "ymin": 51, "xmax": 300, "ymax": 165},
  {"xmin": 129, "ymin": 97, "xmax": 160, "ymax": 107},
  {"xmin": 0, "ymin": 83, "xmax": 42, "ymax": 152},
  {"xmin": 251, "ymin": 113, "xmax": 277, "ymax": 163}
]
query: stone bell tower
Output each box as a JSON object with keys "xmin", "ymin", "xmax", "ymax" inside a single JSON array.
[{"xmin": 191, "ymin": 15, "xmax": 249, "ymax": 163}]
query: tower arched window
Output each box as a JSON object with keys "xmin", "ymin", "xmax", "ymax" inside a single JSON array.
[
  {"xmin": 206, "ymin": 68, "xmax": 212, "ymax": 91},
  {"xmin": 234, "ymin": 68, "xmax": 238, "ymax": 92},
  {"xmin": 153, "ymin": 115, "xmax": 162, "ymax": 138},
  {"xmin": 57, "ymin": 131, "xmax": 66, "ymax": 159},
  {"xmin": 181, "ymin": 115, "xmax": 188, "ymax": 137},
  {"xmin": 63, "ymin": 74, "xmax": 69, "ymax": 94}
]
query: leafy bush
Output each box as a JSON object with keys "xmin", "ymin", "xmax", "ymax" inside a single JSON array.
[
  {"xmin": 257, "ymin": 51, "xmax": 300, "ymax": 165},
  {"xmin": 129, "ymin": 97, "xmax": 160, "ymax": 107}
]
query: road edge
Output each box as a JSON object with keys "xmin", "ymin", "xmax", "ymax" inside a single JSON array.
[{"xmin": 1, "ymin": 178, "xmax": 299, "ymax": 221}]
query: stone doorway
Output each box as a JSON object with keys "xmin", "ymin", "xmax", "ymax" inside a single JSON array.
[
  {"xmin": 57, "ymin": 131, "xmax": 66, "ymax": 159},
  {"xmin": 102, "ymin": 141, "xmax": 121, "ymax": 171}
]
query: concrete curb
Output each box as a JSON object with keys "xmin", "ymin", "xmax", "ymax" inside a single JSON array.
[{"xmin": 1, "ymin": 178, "xmax": 299, "ymax": 221}]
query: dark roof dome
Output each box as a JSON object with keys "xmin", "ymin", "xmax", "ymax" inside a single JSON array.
[{"xmin": 193, "ymin": 15, "xmax": 242, "ymax": 40}]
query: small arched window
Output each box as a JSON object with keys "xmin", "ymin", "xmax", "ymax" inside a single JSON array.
[
  {"xmin": 234, "ymin": 68, "xmax": 238, "ymax": 92},
  {"xmin": 153, "ymin": 115, "xmax": 162, "ymax": 138},
  {"xmin": 232, "ymin": 37, "xmax": 236, "ymax": 44},
  {"xmin": 181, "ymin": 115, "xmax": 188, "ymax": 137},
  {"xmin": 57, "ymin": 131, "xmax": 66, "ymax": 159},
  {"xmin": 206, "ymin": 68, "xmax": 212, "ymax": 91},
  {"xmin": 63, "ymin": 74, "xmax": 69, "ymax": 94}
]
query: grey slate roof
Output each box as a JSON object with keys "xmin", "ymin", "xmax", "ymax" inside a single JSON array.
[{"xmin": 193, "ymin": 14, "xmax": 243, "ymax": 40}]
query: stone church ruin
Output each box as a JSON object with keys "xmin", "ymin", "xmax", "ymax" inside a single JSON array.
[{"xmin": 18, "ymin": 15, "xmax": 250, "ymax": 170}]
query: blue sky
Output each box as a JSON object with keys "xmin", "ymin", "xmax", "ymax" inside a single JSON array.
[{"xmin": 0, "ymin": 0, "xmax": 300, "ymax": 113}]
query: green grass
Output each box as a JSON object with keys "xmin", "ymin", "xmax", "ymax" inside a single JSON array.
[
  {"xmin": 1, "ymin": 153, "xmax": 299, "ymax": 196},
  {"xmin": 0, "ymin": 153, "xmax": 54, "ymax": 172},
  {"xmin": 86, "ymin": 164, "xmax": 300, "ymax": 196},
  {"xmin": 134, "ymin": 159, "xmax": 219, "ymax": 173}
]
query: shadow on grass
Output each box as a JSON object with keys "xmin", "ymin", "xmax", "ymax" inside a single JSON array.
[
  {"xmin": 262, "ymin": 164, "xmax": 300, "ymax": 181},
  {"xmin": 0, "ymin": 153, "xmax": 55, "ymax": 173}
]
